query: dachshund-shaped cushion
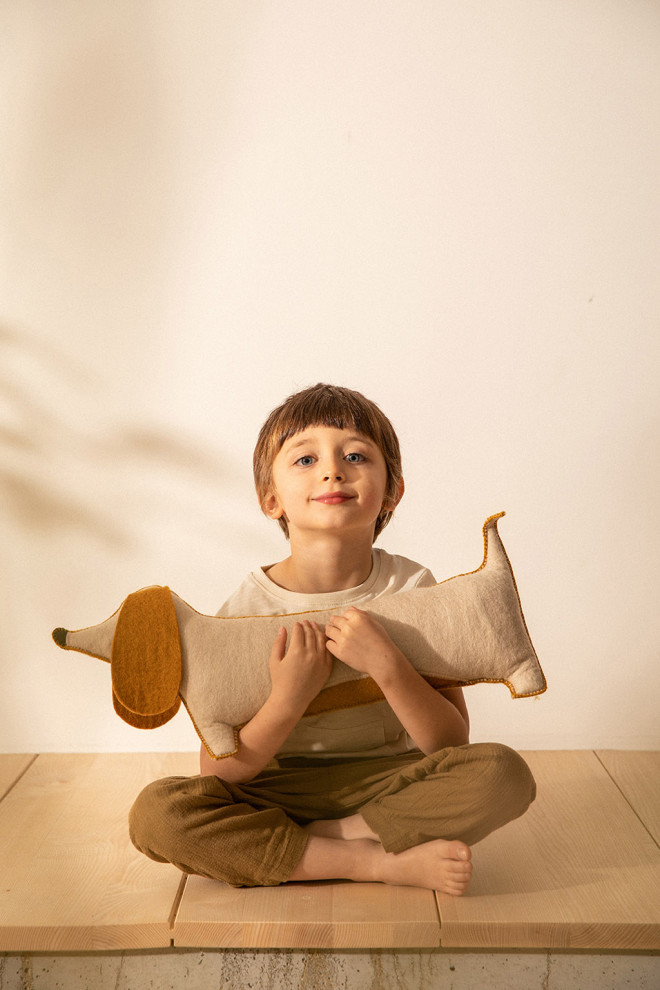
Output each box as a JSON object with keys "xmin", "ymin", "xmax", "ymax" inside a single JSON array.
[{"xmin": 52, "ymin": 512, "xmax": 546, "ymax": 758}]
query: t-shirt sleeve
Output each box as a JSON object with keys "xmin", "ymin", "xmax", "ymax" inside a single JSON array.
[
  {"xmin": 414, "ymin": 567, "xmax": 437, "ymax": 588},
  {"xmin": 215, "ymin": 581, "xmax": 250, "ymax": 617}
]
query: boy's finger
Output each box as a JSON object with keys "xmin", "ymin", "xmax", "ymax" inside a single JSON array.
[
  {"xmin": 288, "ymin": 621, "xmax": 303, "ymax": 648},
  {"xmin": 343, "ymin": 607, "xmax": 364, "ymax": 623},
  {"xmin": 325, "ymin": 639, "xmax": 340, "ymax": 659},
  {"xmin": 312, "ymin": 622, "xmax": 327, "ymax": 651},
  {"xmin": 324, "ymin": 622, "xmax": 337, "ymax": 640},
  {"xmin": 269, "ymin": 626, "xmax": 287, "ymax": 662}
]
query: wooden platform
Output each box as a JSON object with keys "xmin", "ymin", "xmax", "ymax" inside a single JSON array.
[{"xmin": 0, "ymin": 751, "xmax": 658, "ymax": 952}]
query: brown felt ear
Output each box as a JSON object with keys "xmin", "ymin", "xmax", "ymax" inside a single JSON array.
[
  {"xmin": 111, "ymin": 586, "xmax": 182, "ymax": 724},
  {"xmin": 113, "ymin": 691, "xmax": 180, "ymax": 729}
]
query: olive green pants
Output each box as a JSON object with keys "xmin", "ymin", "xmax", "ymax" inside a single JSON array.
[{"xmin": 129, "ymin": 742, "xmax": 535, "ymax": 887}]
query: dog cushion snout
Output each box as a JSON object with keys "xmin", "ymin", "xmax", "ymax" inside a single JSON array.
[{"xmin": 111, "ymin": 585, "xmax": 182, "ymax": 721}]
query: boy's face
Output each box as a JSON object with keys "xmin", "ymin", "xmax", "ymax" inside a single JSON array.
[{"xmin": 263, "ymin": 426, "xmax": 401, "ymax": 541}]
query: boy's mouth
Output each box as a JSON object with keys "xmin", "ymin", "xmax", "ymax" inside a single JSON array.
[{"xmin": 313, "ymin": 492, "xmax": 354, "ymax": 505}]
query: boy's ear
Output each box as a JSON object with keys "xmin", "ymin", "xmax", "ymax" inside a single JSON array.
[
  {"xmin": 261, "ymin": 490, "xmax": 284, "ymax": 520},
  {"xmin": 384, "ymin": 477, "xmax": 405, "ymax": 511}
]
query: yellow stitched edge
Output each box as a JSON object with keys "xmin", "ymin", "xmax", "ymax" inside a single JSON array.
[
  {"xmin": 435, "ymin": 510, "xmax": 505, "ymax": 585},
  {"xmin": 52, "ymin": 642, "xmax": 111, "ymax": 664},
  {"xmin": 181, "ymin": 695, "xmax": 240, "ymax": 760},
  {"xmin": 492, "ymin": 528, "xmax": 547, "ymax": 695}
]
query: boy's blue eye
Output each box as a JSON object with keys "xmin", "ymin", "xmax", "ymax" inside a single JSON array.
[
  {"xmin": 345, "ymin": 452, "xmax": 365, "ymax": 463},
  {"xmin": 296, "ymin": 455, "xmax": 315, "ymax": 466}
]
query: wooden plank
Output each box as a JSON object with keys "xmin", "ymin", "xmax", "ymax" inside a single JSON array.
[
  {"xmin": 0, "ymin": 755, "xmax": 36, "ymax": 802},
  {"xmin": 174, "ymin": 876, "xmax": 440, "ymax": 949},
  {"xmin": 436, "ymin": 750, "xmax": 660, "ymax": 949},
  {"xmin": 597, "ymin": 750, "xmax": 660, "ymax": 846},
  {"xmin": 0, "ymin": 751, "xmax": 198, "ymax": 951}
]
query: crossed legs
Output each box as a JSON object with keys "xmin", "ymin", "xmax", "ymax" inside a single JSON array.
[{"xmin": 129, "ymin": 743, "xmax": 534, "ymax": 893}]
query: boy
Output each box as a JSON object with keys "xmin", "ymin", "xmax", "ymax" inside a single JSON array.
[{"xmin": 130, "ymin": 384, "xmax": 535, "ymax": 895}]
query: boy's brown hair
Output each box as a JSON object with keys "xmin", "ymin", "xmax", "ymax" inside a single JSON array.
[{"xmin": 253, "ymin": 383, "xmax": 403, "ymax": 541}]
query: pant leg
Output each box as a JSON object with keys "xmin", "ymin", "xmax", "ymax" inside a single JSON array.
[
  {"xmin": 360, "ymin": 742, "xmax": 536, "ymax": 853},
  {"xmin": 129, "ymin": 773, "xmax": 309, "ymax": 887}
]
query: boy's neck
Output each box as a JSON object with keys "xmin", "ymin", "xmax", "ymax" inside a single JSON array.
[{"xmin": 266, "ymin": 534, "xmax": 375, "ymax": 595}]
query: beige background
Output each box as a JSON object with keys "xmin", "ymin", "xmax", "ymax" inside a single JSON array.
[{"xmin": 2, "ymin": 0, "xmax": 659, "ymax": 752}]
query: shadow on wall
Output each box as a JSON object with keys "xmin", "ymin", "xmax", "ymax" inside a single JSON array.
[{"xmin": 0, "ymin": 325, "xmax": 231, "ymax": 548}]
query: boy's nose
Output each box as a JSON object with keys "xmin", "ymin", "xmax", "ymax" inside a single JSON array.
[{"xmin": 322, "ymin": 461, "xmax": 344, "ymax": 481}]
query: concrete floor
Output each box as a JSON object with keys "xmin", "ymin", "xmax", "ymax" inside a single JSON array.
[{"xmin": 2, "ymin": 949, "xmax": 659, "ymax": 990}]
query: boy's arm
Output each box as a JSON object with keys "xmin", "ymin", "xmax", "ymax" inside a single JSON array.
[
  {"xmin": 325, "ymin": 608, "xmax": 470, "ymax": 753},
  {"xmin": 200, "ymin": 621, "xmax": 332, "ymax": 784}
]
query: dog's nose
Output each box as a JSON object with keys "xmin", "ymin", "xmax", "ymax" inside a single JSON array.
[{"xmin": 52, "ymin": 627, "xmax": 69, "ymax": 647}]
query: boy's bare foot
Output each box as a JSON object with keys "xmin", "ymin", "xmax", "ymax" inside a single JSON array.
[
  {"xmin": 290, "ymin": 831, "xmax": 473, "ymax": 895},
  {"xmin": 379, "ymin": 837, "xmax": 472, "ymax": 896}
]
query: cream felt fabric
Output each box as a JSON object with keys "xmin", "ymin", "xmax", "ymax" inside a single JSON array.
[{"xmin": 52, "ymin": 512, "xmax": 546, "ymax": 758}]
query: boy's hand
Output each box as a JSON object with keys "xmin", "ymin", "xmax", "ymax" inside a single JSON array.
[
  {"xmin": 268, "ymin": 621, "xmax": 333, "ymax": 715},
  {"xmin": 324, "ymin": 607, "xmax": 403, "ymax": 680}
]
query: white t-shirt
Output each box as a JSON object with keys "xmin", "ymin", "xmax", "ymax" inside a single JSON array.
[{"xmin": 216, "ymin": 549, "xmax": 436, "ymax": 760}]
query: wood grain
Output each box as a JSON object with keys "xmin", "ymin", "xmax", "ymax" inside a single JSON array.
[
  {"xmin": 0, "ymin": 751, "xmax": 198, "ymax": 951},
  {"xmin": 0, "ymin": 754, "xmax": 35, "ymax": 802},
  {"xmin": 597, "ymin": 750, "xmax": 660, "ymax": 846},
  {"xmin": 436, "ymin": 750, "xmax": 660, "ymax": 949},
  {"xmin": 173, "ymin": 876, "xmax": 440, "ymax": 948}
]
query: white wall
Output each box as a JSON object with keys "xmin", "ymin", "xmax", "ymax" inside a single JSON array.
[{"xmin": 2, "ymin": 0, "xmax": 659, "ymax": 753}]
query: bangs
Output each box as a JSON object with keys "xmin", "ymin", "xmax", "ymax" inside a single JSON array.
[{"xmin": 272, "ymin": 385, "xmax": 383, "ymax": 451}]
